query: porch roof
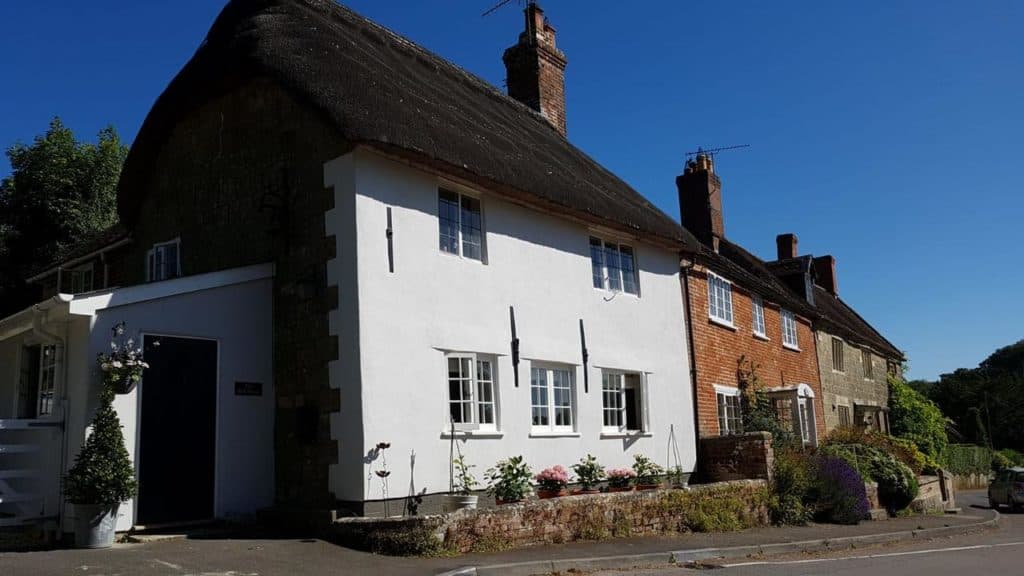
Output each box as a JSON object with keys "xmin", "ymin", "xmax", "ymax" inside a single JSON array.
[{"xmin": 0, "ymin": 295, "xmax": 73, "ymax": 342}]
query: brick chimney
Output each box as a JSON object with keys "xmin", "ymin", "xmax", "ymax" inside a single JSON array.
[
  {"xmin": 677, "ymin": 153, "xmax": 725, "ymax": 251},
  {"xmin": 776, "ymin": 233, "xmax": 798, "ymax": 260},
  {"xmin": 813, "ymin": 255, "xmax": 838, "ymax": 295},
  {"xmin": 503, "ymin": 3, "xmax": 568, "ymax": 136}
]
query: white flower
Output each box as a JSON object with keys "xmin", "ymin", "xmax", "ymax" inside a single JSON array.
[
  {"xmin": 111, "ymin": 342, "xmax": 118, "ymax": 351},
  {"xmin": 112, "ymin": 360, "xmax": 123, "ymax": 369},
  {"xmin": 100, "ymin": 363, "xmax": 112, "ymax": 372},
  {"xmin": 140, "ymin": 362, "xmax": 149, "ymax": 369}
]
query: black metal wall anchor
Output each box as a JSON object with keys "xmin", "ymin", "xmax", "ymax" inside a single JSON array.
[
  {"xmin": 510, "ymin": 306, "xmax": 520, "ymax": 387},
  {"xmin": 579, "ymin": 319, "xmax": 589, "ymax": 393},
  {"xmin": 386, "ymin": 207, "xmax": 394, "ymax": 273}
]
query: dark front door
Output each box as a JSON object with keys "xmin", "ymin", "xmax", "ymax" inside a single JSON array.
[{"xmin": 137, "ymin": 336, "xmax": 217, "ymax": 526}]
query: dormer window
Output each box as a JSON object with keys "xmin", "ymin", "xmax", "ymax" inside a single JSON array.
[{"xmin": 146, "ymin": 238, "xmax": 181, "ymax": 282}]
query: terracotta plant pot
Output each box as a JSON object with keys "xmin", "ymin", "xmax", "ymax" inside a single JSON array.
[
  {"xmin": 572, "ymin": 488, "xmax": 600, "ymax": 495},
  {"xmin": 636, "ymin": 483, "xmax": 661, "ymax": 491},
  {"xmin": 537, "ymin": 488, "xmax": 567, "ymax": 499},
  {"xmin": 496, "ymin": 497, "xmax": 523, "ymax": 505},
  {"xmin": 607, "ymin": 486, "xmax": 633, "ymax": 493}
]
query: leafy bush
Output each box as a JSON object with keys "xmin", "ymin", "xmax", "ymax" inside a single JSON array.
[
  {"xmin": 485, "ymin": 456, "xmax": 532, "ymax": 502},
  {"xmin": 813, "ymin": 457, "xmax": 870, "ymax": 525},
  {"xmin": 571, "ymin": 454, "xmax": 605, "ymax": 490},
  {"xmin": 994, "ymin": 449, "xmax": 1024, "ymax": 471},
  {"xmin": 819, "ymin": 444, "xmax": 918, "ymax": 513},
  {"xmin": 944, "ymin": 444, "xmax": 992, "ymax": 476},
  {"xmin": 64, "ymin": 385, "xmax": 137, "ymax": 505},
  {"xmin": 769, "ymin": 449, "xmax": 813, "ymax": 525},
  {"xmin": 632, "ymin": 454, "xmax": 664, "ymax": 485},
  {"xmin": 889, "ymin": 375, "xmax": 949, "ymax": 462},
  {"xmin": 824, "ymin": 427, "xmax": 928, "ymax": 475}
]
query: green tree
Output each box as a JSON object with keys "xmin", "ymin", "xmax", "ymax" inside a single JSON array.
[
  {"xmin": 888, "ymin": 375, "xmax": 949, "ymax": 461},
  {"xmin": 0, "ymin": 117, "xmax": 126, "ymax": 312}
]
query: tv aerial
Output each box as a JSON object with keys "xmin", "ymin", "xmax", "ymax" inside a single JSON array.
[{"xmin": 482, "ymin": 0, "xmax": 538, "ymax": 18}]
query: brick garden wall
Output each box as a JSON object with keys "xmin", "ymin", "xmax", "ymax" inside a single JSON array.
[
  {"xmin": 123, "ymin": 77, "xmax": 351, "ymax": 507},
  {"xmin": 686, "ymin": 267, "xmax": 825, "ymax": 440},
  {"xmin": 699, "ymin": 431, "xmax": 774, "ymax": 482},
  {"xmin": 332, "ymin": 480, "xmax": 770, "ymax": 556}
]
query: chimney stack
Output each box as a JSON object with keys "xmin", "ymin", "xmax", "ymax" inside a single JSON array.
[
  {"xmin": 503, "ymin": 3, "xmax": 568, "ymax": 136},
  {"xmin": 813, "ymin": 255, "xmax": 838, "ymax": 296},
  {"xmin": 776, "ymin": 233, "xmax": 798, "ymax": 260},
  {"xmin": 677, "ymin": 152, "xmax": 725, "ymax": 251}
]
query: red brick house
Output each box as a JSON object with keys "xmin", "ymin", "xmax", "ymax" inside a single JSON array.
[{"xmin": 678, "ymin": 154, "xmax": 826, "ymax": 447}]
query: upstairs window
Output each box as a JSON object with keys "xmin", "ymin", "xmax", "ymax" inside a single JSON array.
[
  {"xmin": 707, "ymin": 273, "xmax": 734, "ymax": 326},
  {"xmin": 146, "ymin": 239, "xmax": 181, "ymax": 282},
  {"xmin": 446, "ymin": 353, "xmax": 497, "ymax": 430},
  {"xmin": 68, "ymin": 263, "xmax": 94, "ymax": 294},
  {"xmin": 781, "ymin": 309, "xmax": 799, "ymax": 349},
  {"xmin": 530, "ymin": 365, "xmax": 576, "ymax": 432},
  {"xmin": 589, "ymin": 237, "xmax": 638, "ymax": 295},
  {"xmin": 751, "ymin": 295, "xmax": 766, "ymax": 337},
  {"xmin": 862, "ymin": 350, "xmax": 874, "ymax": 379},
  {"xmin": 439, "ymin": 188, "xmax": 484, "ymax": 261},
  {"xmin": 832, "ymin": 338, "xmax": 845, "ymax": 372}
]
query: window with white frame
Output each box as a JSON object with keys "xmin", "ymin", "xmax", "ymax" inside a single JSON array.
[
  {"xmin": 446, "ymin": 353, "xmax": 497, "ymax": 430},
  {"xmin": 601, "ymin": 371, "xmax": 646, "ymax": 433},
  {"xmin": 715, "ymin": 386, "xmax": 743, "ymax": 435},
  {"xmin": 37, "ymin": 344, "xmax": 59, "ymax": 417},
  {"xmin": 781, "ymin": 309, "xmax": 799, "ymax": 349},
  {"xmin": 751, "ymin": 295, "xmax": 766, "ymax": 337},
  {"xmin": 146, "ymin": 239, "xmax": 181, "ymax": 282},
  {"xmin": 589, "ymin": 237, "xmax": 639, "ymax": 295},
  {"xmin": 707, "ymin": 273, "xmax": 734, "ymax": 325},
  {"xmin": 438, "ymin": 188, "xmax": 484, "ymax": 261},
  {"xmin": 530, "ymin": 365, "xmax": 575, "ymax": 431},
  {"xmin": 798, "ymin": 397, "xmax": 812, "ymax": 444},
  {"xmin": 832, "ymin": 337, "xmax": 844, "ymax": 372},
  {"xmin": 68, "ymin": 263, "xmax": 94, "ymax": 294}
]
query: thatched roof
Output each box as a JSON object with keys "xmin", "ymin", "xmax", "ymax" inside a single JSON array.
[{"xmin": 118, "ymin": 0, "xmax": 697, "ymax": 250}]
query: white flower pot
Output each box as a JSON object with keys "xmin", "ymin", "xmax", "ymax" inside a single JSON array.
[{"xmin": 442, "ymin": 494, "xmax": 478, "ymax": 512}]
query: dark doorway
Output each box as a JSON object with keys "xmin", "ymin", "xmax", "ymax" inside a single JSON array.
[{"xmin": 137, "ymin": 335, "xmax": 217, "ymax": 526}]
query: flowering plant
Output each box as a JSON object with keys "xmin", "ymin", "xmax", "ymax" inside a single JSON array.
[
  {"xmin": 535, "ymin": 465, "xmax": 570, "ymax": 491},
  {"xmin": 486, "ymin": 456, "xmax": 532, "ymax": 502},
  {"xmin": 97, "ymin": 322, "xmax": 149, "ymax": 394},
  {"xmin": 571, "ymin": 454, "xmax": 605, "ymax": 490},
  {"xmin": 606, "ymin": 468, "xmax": 636, "ymax": 488},
  {"xmin": 814, "ymin": 456, "xmax": 870, "ymax": 525},
  {"xmin": 632, "ymin": 454, "xmax": 664, "ymax": 485}
]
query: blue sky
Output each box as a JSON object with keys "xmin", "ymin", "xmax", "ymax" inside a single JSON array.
[{"xmin": 1, "ymin": 1, "xmax": 1021, "ymax": 380}]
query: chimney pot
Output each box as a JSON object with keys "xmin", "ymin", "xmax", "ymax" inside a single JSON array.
[
  {"xmin": 503, "ymin": 3, "xmax": 568, "ymax": 136},
  {"xmin": 677, "ymin": 156, "xmax": 724, "ymax": 249},
  {"xmin": 813, "ymin": 255, "xmax": 839, "ymax": 296},
  {"xmin": 776, "ymin": 233, "xmax": 798, "ymax": 260}
]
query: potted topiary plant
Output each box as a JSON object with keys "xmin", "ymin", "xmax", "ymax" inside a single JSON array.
[
  {"xmin": 64, "ymin": 323, "xmax": 142, "ymax": 548},
  {"xmin": 606, "ymin": 468, "xmax": 636, "ymax": 492},
  {"xmin": 571, "ymin": 454, "xmax": 605, "ymax": 494},
  {"xmin": 443, "ymin": 454, "xmax": 479, "ymax": 512},
  {"xmin": 632, "ymin": 454, "xmax": 664, "ymax": 490},
  {"xmin": 535, "ymin": 465, "xmax": 570, "ymax": 499},
  {"xmin": 486, "ymin": 456, "xmax": 532, "ymax": 505}
]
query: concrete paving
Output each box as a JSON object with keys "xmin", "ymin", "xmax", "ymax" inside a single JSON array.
[{"xmin": 0, "ymin": 491, "xmax": 1000, "ymax": 576}]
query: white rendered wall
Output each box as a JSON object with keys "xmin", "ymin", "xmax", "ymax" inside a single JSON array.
[
  {"xmin": 326, "ymin": 148, "xmax": 696, "ymax": 503},
  {"xmin": 62, "ymin": 277, "xmax": 275, "ymax": 531}
]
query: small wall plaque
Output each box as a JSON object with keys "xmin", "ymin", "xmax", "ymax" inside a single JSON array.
[{"xmin": 235, "ymin": 381, "xmax": 263, "ymax": 396}]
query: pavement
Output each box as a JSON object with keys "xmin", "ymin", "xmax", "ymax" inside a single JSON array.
[{"xmin": 0, "ymin": 491, "xmax": 1003, "ymax": 576}]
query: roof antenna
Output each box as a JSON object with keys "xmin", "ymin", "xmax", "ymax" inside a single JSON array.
[
  {"xmin": 482, "ymin": 0, "xmax": 536, "ymax": 18},
  {"xmin": 685, "ymin": 144, "xmax": 751, "ymax": 161}
]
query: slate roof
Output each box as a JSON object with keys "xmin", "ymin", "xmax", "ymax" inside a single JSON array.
[
  {"xmin": 811, "ymin": 285, "xmax": 903, "ymax": 360},
  {"xmin": 117, "ymin": 0, "xmax": 698, "ymax": 251}
]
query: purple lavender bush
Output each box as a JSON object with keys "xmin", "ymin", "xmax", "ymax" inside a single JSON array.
[{"xmin": 814, "ymin": 456, "xmax": 870, "ymax": 525}]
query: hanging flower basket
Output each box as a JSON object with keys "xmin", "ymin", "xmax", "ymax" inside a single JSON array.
[{"xmin": 98, "ymin": 323, "xmax": 148, "ymax": 395}]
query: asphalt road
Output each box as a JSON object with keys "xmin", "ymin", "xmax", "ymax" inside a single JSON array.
[{"xmin": 603, "ymin": 490, "xmax": 1024, "ymax": 576}]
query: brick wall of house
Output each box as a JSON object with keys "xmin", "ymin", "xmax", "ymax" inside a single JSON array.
[
  {"xmin": 123, "ymin": 77, "xmax": 350, "ymax": 507},
  {"xmin": 815, "ymin": 330, "xmax": 891, "ymax": 433},
  {"xmin": 686, "ymin": 266, "xmax": 825, "ymax": 441}
]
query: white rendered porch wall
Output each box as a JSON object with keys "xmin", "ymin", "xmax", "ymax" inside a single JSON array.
[
  {"xmin": 63, "ymin": 277, "xmax": 275, "ymax": 531},
  {"xmin": 326, "ymin": 148, "xmax": 696, "ymax": 503}
]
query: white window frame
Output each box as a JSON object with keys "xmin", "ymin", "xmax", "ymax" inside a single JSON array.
[
  {"xmin": 146, "ymin": 238, "xmax": 181, "ymax": 282},
  {"xmin": 751, "ymin": 295, "xmax": 767, "ymax": 338},
  {"xmin": 438, "ymin": 188, "xmax": 486, "ymax": 262},
  {"xmin": 767, "ymin": 383, "xmax": 817, "ymax": 447},
  {"xmin": 445, "ymin": 352, "xmax": 498, "ymax": 432},
  {"xmin": 37, "ymin": 344, "xmax": 60, "ymax": 417},
  {"xmin": 832, "ymin": 337, "xmax": 845, "ymax": 373},
  {"xmin": 601, "ymin": 370, "xmax": 649, "ymax": 434},
  {"xmin": 68, "ymin": 263, "xmax": 95, "ymax": 294},
  {"xmin": 529, "ymin": 364, "xmax": 576, "ymax": 433},
  {"xmin": 589, "ymin": 236, "xmax": 640, "ymax": 296},
  {"xmin": 707, "ymin": 272, "xmax": 734, "ymax": 327},
  {"xmin": 781, "ymin": 309, "xmax": 799, "ymax": 350},
  {"xmin": 714, "ymin": 385, "xmax": 743, "ymax": 436}
]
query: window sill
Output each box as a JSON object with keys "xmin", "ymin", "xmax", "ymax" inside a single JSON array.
[
  {"xmin": 753, "ymin": 333, "xmax": 770, "ymax": 342},
  {"xmin": 783, "ymin": 343, "xmax": 801, "ymax": 352},
  {"xmin": 832, "ymin": 369, "xmax": 845, "ymax": 375},
  {"xmin": 600, "ymin": 431, "xmax": 652, "ymax": 439},
  {"xmin": 440, "ymin": 429, "xmax": 504, "ymax": 439},
  {"xmin": 594, "ymin": 287, "xmax": 641, "ymax": 299},
  {"xmin": 529, "ymin": 431, "xmax": 581, "ymax": 438},
  {"xmin": 708, "ymin": 317, "xmax": 736, "ymax": 330}
]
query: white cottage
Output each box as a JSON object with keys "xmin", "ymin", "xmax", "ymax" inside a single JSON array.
[{"xmin": 0, "ymin": 0, "xmax": 700, "ymax": 534}]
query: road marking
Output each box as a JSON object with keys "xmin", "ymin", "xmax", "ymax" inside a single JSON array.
[
  {"xmin": 153, "ymin": 559, "xmax": 183, "ymax": 570},
  {"xmin": 722, "ymin": 541, "xmax": 1024, "ymax": 567}
]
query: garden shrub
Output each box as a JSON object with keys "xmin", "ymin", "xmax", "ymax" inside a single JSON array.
[
  {"xmin": 944, "ymin": 444, "xmax": 992, "ymax": 476},
  {"xmin": 994, "ymin": 448, "xmax": 1024, "ymax": 471},
  {"xmin": 819, "ymin": 444, "xmax": 918, "ymax": 514},
  {"xmin": 823, "ymin": 427, "xmax": 928, "ymax": 475},
  {"xmin": 813, "ymin": 457, "xmax": 870, "ymax": 525},
  {"xmin": 889, "ymin": 375, "xmax": 949, "ymax": 462},
  {"xmin": 769, "ymin": 449, "xmax": 813, "ymax": 525}
]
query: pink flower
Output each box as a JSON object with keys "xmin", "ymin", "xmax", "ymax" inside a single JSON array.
[
  {"xmin": 535, "ymin": 465, "xmax": 570, "ymax": 488},
  {"xmin": 606, "ymin": 468, "xmax": 636, "ymax": 479}
]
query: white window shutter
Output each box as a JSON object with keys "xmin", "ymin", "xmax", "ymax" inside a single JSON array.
[{"xmin": 641, "ymin": 373, "xmax": 651, "ymax": 433}]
